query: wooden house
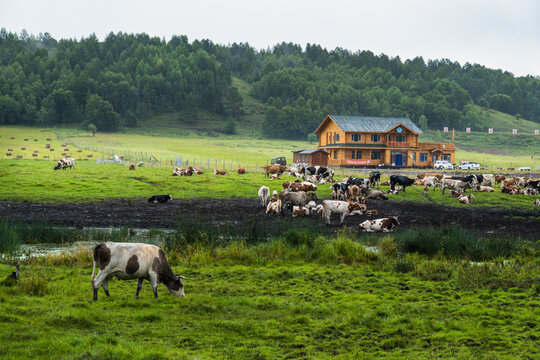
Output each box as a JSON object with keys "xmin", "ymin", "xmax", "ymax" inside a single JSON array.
[
  {"xmin": 313, "ymin": 115, "xmax": 455, "ymax": 167},
  {"xmin": 292, "ymin": 149, "xmax": 328, "ymax": 167}
]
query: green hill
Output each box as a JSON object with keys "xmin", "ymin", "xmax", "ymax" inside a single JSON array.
[{"xmin": 478, "ymin": 106, "xmax": 539, "ymax": 133}]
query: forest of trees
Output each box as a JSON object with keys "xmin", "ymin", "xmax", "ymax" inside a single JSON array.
[{"xmin": 1, "ymin": 29, "xmax": 539, "ymax": 139}]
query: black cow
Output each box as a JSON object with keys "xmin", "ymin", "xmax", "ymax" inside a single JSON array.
[
  {"xmin": 369, "ymin": 171, "xmax": 381, "ymax": 188},
  {"xmin": 451, "ymin": 175, "xmax": 476, "ymax": 184},
  {"xmin": 148, "ymin": 195, "xmax": 173, "ymax": 203},
  {"xmin": 528, "ymin": 179, "xmax": 540, "ymax": 189},
  {"xmin": 389, "ymin": 175, "xmax": 415, "ymax": 191}
]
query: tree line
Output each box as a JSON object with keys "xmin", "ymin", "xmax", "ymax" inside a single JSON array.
[{"xmin": 0, "ymin": 29, "xmax": 539, "ymax": 139}]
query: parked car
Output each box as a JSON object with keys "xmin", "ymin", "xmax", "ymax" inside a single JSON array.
[
  {"xmin": 433, "ymin": 160, "xmax": 454, "ymax": 170},
  {"xmin": 458, "ymin": 161, "xmax": 481, "ymax": 170},
  {"xmin": 270, "ymin": 157, "xmax": 287, "ymax": 166},
  {"xmin": 518, "ymin": 166, "xmax": 531, "ymax": 172}
]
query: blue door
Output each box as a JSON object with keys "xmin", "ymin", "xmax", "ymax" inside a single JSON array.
[{"xmin": 395, "ymin": 154, "xmax": 402, "ymax": 166}]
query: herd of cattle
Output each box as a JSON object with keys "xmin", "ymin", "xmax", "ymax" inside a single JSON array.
[{"xmin": 257, "ymin": 166, "xmax": 540, "ymax": 232}]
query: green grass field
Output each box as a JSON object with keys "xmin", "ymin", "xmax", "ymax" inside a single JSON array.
[{"xmin": 1, "ymin": 227, "xmax": 538, "ymax": 360}]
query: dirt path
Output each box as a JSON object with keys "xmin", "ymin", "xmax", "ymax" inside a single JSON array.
[{"xmin": 1, "ymin": 198, "xmax": 539, "ymax": 239}]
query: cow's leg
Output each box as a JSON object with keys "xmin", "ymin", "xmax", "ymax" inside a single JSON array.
[
  {"xmin": 325, "ymin": 211, "xmax": 331, "ymax": 225},
  {"xmin": 149, "ymin": 273, "xmax": 159, "ymax": 298},
  {"xmin": 340, "ymin": 213, "xmax": 346, "ymax": 224},
  {"xmin": 101, "ymin": 279, "xmax": 110, "ymax": 297},
  {"xmin": 92, "ymin": 271, "xmax": 110, "ymax": 301},
  {"xmin": 136, "ymin": 278, "xmax": 144, "ymax": 298}
]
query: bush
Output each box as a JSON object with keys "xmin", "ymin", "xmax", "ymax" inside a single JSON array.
[
  {"xmin": 224, "ymin": 117, "xmax": 237, "ymax": 134},
  {"xmin": 0, "ymin": 219, "xmax": 20, "ymax": 254}
]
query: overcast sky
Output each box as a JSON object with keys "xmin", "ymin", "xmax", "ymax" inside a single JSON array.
[{"xmin": 2, "ymin": 0, "xmax": 539, "ymax": 76}]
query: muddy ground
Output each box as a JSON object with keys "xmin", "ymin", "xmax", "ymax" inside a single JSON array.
[{"xmin": 1, "ymin": 198, "xmax": 539, "ymax": 239}]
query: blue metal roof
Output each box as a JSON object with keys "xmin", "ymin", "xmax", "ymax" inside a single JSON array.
[{"xmin": 327, "ymin": 115, "xmax": 423, "ymax": 134}]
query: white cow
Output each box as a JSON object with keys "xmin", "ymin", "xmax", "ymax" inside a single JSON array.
[
  {"xmin": 258, "ymin": 186, "xmax": 270, "ymax": 207},
  {"xmin": 91, "ymin": 242, "xmax": 186, "ymax": 300},
  {"xmin": 322, "ymin": 200, "xmax": 365, "ymax": 225}
]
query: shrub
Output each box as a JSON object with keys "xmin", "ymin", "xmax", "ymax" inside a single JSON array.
[
  {"xmin": 379, "ymin": 236, "xmax": 397, "ymax": 258},
  {"xmin": 19, "ymin": 275, "xmax": 50, "ymax": 296}
]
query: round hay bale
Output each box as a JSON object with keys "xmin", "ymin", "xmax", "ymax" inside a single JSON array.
[
  {"xmin": 46, "ymin": 138, "xmax": 51, "ymax": 141},
  {"xmin": 40, "ymin": 129, "xmax": 45, "ymax": 132},
  {"xmin": 32, "ymin": 153, "xmax": 38, "ymax": 157},
  {"xmin": 21, "ymin": 147, "xmax": 26, "ymax": 150},
  {"xmin": 46, "ymin": 144, "xmax": 51, "ymax": 148},
  {"xmin": 34, "ymin": 139, "xmax": 38, "ymax": 141},
  {"xmin": 43, "ymin": 155, "xmax": 49, "ymax": 159},
  {"xmin": 50, "ymin": 148, "xmax": 55, "ymax": 151},
  {"xmin": 62, "ymin": 143, "xmax": 67, "ymax": 147},
  {"xmin": 119, "ymin": 155, "xmax": 124, "ymax": 159},
  {"xmin": 10, "ymin": 137, "xmax": 15, "ymax": 139},
  {"xmin": 64, "ymin": 148, "xmax": 69, "ymax": 151},
  {"xmin": 8, "ymin": 148, "xmax": 13, "ymax": 151},
  {"xmin": 6, "ymin": 153, "xmax": 12, "ymax": 156},
  {"xmin": 77, "ymin": 149, "xmax": 82, "ymax": 152},
  {"xmin": 87, "ymin": 154, "xmax": 93, "ymax": 158},
  {"xmin": 24, "ymin": 139, "xmax": 28, "ymax": 141},
  {"xmin": 16, "ymin": 155, "xmax": 23, "ymax": 159},
  {"xmin": 33, "ymin": 150, "xmax": 39, "ymax": 153},
  {"xmin": 62, "ymin": 153, "xmax": 67, "ymax": 156}
]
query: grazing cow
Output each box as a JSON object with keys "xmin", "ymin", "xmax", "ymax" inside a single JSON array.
[
  {"xmin": 423, "ymin": 176, "xmax": 441, "ymax": 190},
  {"xmin": 503, "ymin": 178, "xmax": 516, "ymax": 187},
  {"xmin": 450, "ymin": 175, "xmax": 477, "ymax": 185},
  {"xmin": 264, "ymin": 164, "xmax": 287, "ymax": 177},
  {"xmin": 313, "ymin": 204, "xmax": 324, "ymax": 217},
  {"xmin": 359, "ymin": 217, "xmax": 400, "ymax": 232},
  {"xmin": 458, "ymin": 194, "xmax": 475, "ymax": 204},
  {"xmin": 148, "ymin": 195, "xmax": 172, "ymax": 203},
  {"xmin": 282, "ymin": 181, "xmax": 291, "ymax": 191},
  {"xmin": 449, "ymin": 190, "xmax": 466, "ymax": 198},
  {"xmin": 480, "ymin": 174, "xmax": 495, "ymax": 186},
  {"xmin": 346, "ymin": 185, "xmax": 362, "ymax": 202},
  {"xmin": 237, "ymin": 168, "xmax": 246, "ymax": 174},
  {"xmin": 364, "ymin": 209, "xmax": 378, "ymax": 215},
  {"xmin": 292, "ymin": 206, "xmax": 310, "ymax": 217},
  {"xmin": 258, "ymin": 186, "xmax": 270, "ymax": 207},
  {"xmin": 348, "ymin": 177, "xmax": 371, "ymax": 189},
  {"xmin": 441, "ymin": 179, "xmax": 472, "ymax": 194},
  {"xmin": 322, "ymin": 200, "xmax": 365, "ymax": 225},
  {"xmin": 129, "ymin": 164, "xmax": 136, "ymax": 170},
  {"xmin": 362, "ymin": 189, "xmax": 389, "ymax": 200},
  {"xmin": 495, "ymin": 175, "xmax": 506, "ymax": 185},
  {"xmin": 417, "ymin": 173, "xmax": 443, "ymax": 180},
  {"xmin": 266, "ymin": 200, "xmax": 282, "ymax": 214},
  {"xmin": 475, "ymin": 185, "xmax": 494, "ymax": 192},
  {"xmin": 289, "ymin": 182, "xmax": 317, "ymax": 192},
  {"xmin": 389, "ymin": 175, "xmax": 415, "ymax": 191},
  {"xmin": 369, "ymin": 171, "xmax": 381, "ymax": 188},
  {"xmin": 534, "ymin": 199, "xmax": 540, "ymax": 206},
  {"xmin": 214, "ymin": 169, "xmax": 229, "ymax": 175},
  {"xmin": 279, "ymin": 191, "xmax": 318, "ymax": 215},
  {"xmin": 54, "ymin": 157, "xmax": 75, "ymax": 170},
  {"xmin": 91, "ymin": 243, "xmax": 186, "ymax": 300}
]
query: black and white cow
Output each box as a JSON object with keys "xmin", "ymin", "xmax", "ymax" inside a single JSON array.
[
  {"xmin": 148, "ymin": 195, "xmax": 173, "ymax": 203},
  {"xmin": 301, "ymin": 166, "xmax": 333, "ymax": 179},
  {"xmin": 369, "ymin": 171, "xmax": 381, "ymax": 188},
  {"xmin": 54, "ymin": 157, "xmax": 75, "ymax": 170},
  {"xmin": 91, "ymin": 242, "xmax": 187, "ymax": 300},
  {"xmin": 389, "ymin": 175, "xmax": 415, "ymax": 191},
  {"xmin": 450, "ymin": 175, "xmax": 477, "ymax": 185}
]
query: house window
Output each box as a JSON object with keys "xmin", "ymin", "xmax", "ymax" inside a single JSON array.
[
  {"xmin": 370, "ymin": 134, "xmax": 380, "ymax": 142},
  {"xmin": 395, "ymin": 135, "xmax": 406, "ymax": 143},
  {"xmin": 327, "ymin": 133, "xmax": 330, "ymax": 144},
  {"xmin": 336, "ymin": 134, "xmax": 340, "ymax": 142},
  {"xmin": 371, "ymin": 151, "xmax": 381, "ymax": 160},
  {"xmin": 351, "ymin": 150, "xmax": 355, "ymax": 160},
  {"xmin": 334, "ymin": 150, "xmax": 338, "ymax": 160},
  {"xmin": 420, "ymin": 153, "xmax": 428, "ymax": 162},
  {"xmin": 442, "ymin": 154, "xmax": 451, "ymax": 161},
  {"xmin": 356, "ymin": 151, "xmax": 362, "ymax": 160},
  {"xmin": 412, "ymin": 152, "xmax": 416, "ymax": 162},
  {"xmin": 351, "ymin": 133, "xmax": 361, "ymax": 142}
]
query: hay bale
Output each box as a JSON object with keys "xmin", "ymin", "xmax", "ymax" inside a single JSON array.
[
  {"xmin": 61, "ymin": 143, "xmax": 67, "ymax": 147},
  {"xmin": 40, "ymin": 129, "xmax": 45, "ymax": 132},
  {"xmin": 10, "ymin": 137, "xmax": 15, "ymax": 139},
  {"xmin": 21, "ymin": 147, "xmax": 26, "ymax": 150},
  {"xmin": 16, "ymin": 155, "xmax": 23, "ymax": 159},
  {"xmin": 46, "ymin": 144, "xmax": 51, "ymax": 148},
  {"xmin": 8, "ymin": 148, "xmax": 13, "ymax": 151},
  {"xmin": 34, "ymin": 139, "xmax": 38, "ymax": 141},
  {"xmin": 6, "ymin": 153, "xmax": 12, "ymax": 156},
  {"xmin": 62, "ymin": 153, "xmax": 67, "ymax": 156},
  {"xmin": 64, "ymin": 148, "xmax": 69, "ymax": 151},
  {"xmin": 32, "ymin": 153, "xmax": 38, "ymax": 157},
  {"xmin": 24, "ymin": 139, "xmax": 28, "ymax": 141},
  {"xmin": 46, "ymin": 138, "xmax": 51, "ymax": 141},
  {"xmin": 87, "ymin": 154, "xmax": 93, "ymax": 158},
  {"xmin": 43, "ymin": 155, "xmax": 49, "ymax": 159},
  {"xmin": 50, "ymin": 148, "xmax": 55, "ymax": 151},
  {"xmin": 33, "ymin": 150, "xmax": 39, "ymax": 153},
  {"xmin": 77, "ymin": 149, "xmax": 82, "ymax": 153}
]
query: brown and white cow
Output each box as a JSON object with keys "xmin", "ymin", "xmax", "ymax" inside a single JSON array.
[
  {"xmin": 364, "ymin": 209, "xmax": 378, "ymax": 215},
  {"xmin": 270, "ymin": 174, "xmax": 281, "ymax": 180},
  {"xmin": 266, "ymin": 199, "xmax": 282, "ymax": 214},
  {"xmin": 237, "ymin": 168, "xmax": 246, "ymax": 174},
  {"xmin": 289, "ymin": 181, "xmax": 317, "ymax": 192},
  {"xmin": 321, "ymin": 200, "xmax": 365, "ymax": 225},
  {"xmin": 214, "ymin": 169, "xmax": 229, "ymax": 175},
  {"xmin": 292, "ymin": 206, "xmax": 310, "ymax": 217},
  {"xmin": 441, "ymin": 179, "xmax": 471, "ymax": 194},
  {"xmin": 264, "ymin": 164, "xmax": 287, "ymax": 177},
  {"xmin": 359, "ymin": 217, "xmax": 400, "ymax": 232},
  {"xmin": 458, "ymin": 194, "xmax": 475, "ymax": 204},
  {"xmin": 475, "ymin": 185, "xmax": 494, "ymax": 192},
  {"xmin": 449, "ymin": 190, "xmax": 466, "ymax": 198},
  {"xmin": 346, "ymin": 185, "xmax": 362, "ymax": 202},
  {"xmin": 416, "ymin": 173, "xmax": 443, "ymax": 180},
  {"xmin": 534, "ymin": 199, "xmax": 540, "ymax": 206},
  {"xmin": 91, "ymin": 242, "xmax": 186, "ymax": 300},
  {"xmin": 258, "ymin": 186, "xmax": 270, "ymax": 207},
  {"xmin": 494, "ymin": 175, "xmax": 506, "ymax": 185}
]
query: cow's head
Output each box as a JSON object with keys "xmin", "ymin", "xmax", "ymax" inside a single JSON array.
[
  {"xmin": 309, "ymin": 193, "xmax": 319, "ymax": 201},
  {"xmin": 166, "ymin": 275, "xmax": 186, "ymax": 297},
  {"xmin": 390, "ymin": 216, "xmax": 400, "ymax": 226},
  {"xmin": 168, "ymin": 195, "xmax": 173, "ymax": 201}
]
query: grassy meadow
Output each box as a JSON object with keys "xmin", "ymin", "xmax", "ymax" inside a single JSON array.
[{"xmin": 0, "ymin": 224, "xmax": 539, "ymax": 360}]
